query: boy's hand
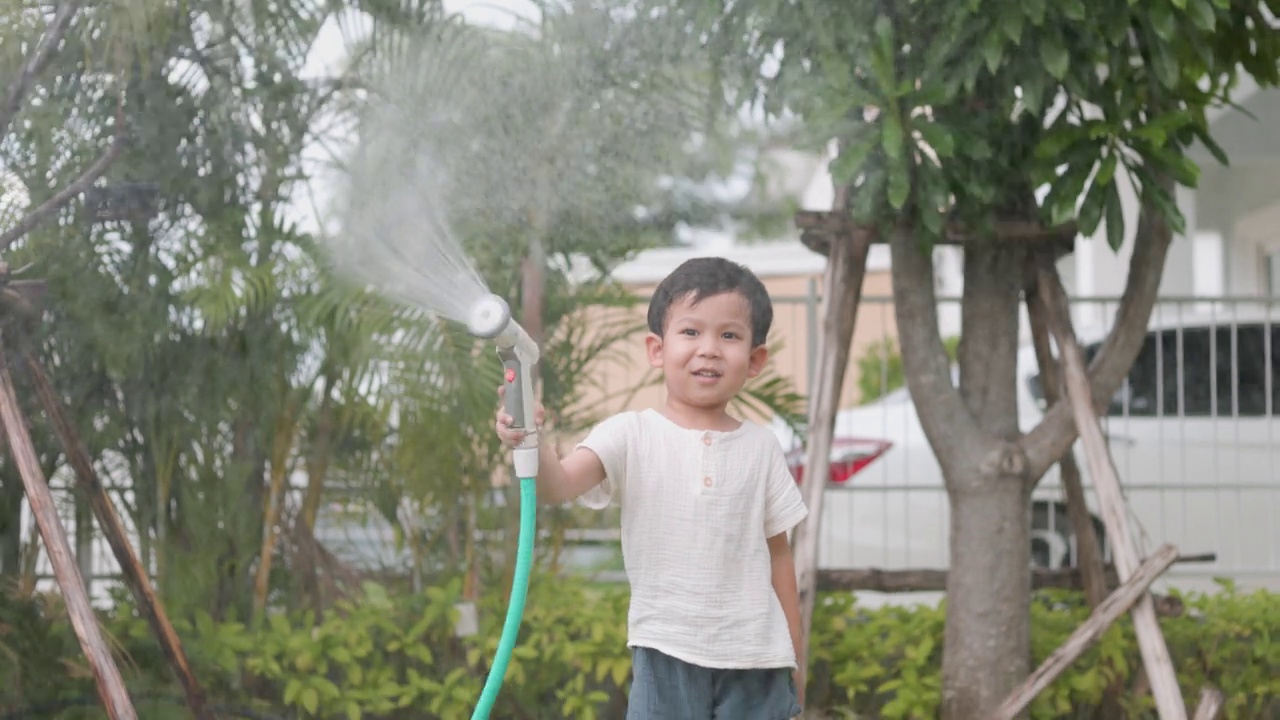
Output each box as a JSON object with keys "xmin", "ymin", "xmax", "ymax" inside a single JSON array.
[{"xmin": 495, "ymin": 384, "xmax": 545, "ymax": 448}]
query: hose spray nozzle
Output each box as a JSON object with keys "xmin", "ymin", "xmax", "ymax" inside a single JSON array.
[{"xmin": 468, "ymin": 294, "xmax": 541, "ymax": 478}]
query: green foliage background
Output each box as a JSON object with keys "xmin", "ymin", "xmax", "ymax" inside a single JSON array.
[
  {"xmin": 0, "ymin": 578, "xmax": 1276, "ymax": 719},
  {"xmin": 2, "ymin": 0, "xmax": 1279, "ymax": 715}
]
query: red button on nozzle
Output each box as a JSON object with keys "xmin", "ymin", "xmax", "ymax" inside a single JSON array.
[{"xmin": 505, "ymin": 368, "xmax": 516, "ymax": 383}]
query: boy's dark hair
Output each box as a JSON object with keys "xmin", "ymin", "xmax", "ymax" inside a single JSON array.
[{"xmin": 647, "ymin": 257, "xmax": 773, "ymax": 347}]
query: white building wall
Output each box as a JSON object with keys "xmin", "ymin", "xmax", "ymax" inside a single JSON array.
[{"xmin": 1159, "ymin": 185, "xmax": 1198, "ymax": 297}]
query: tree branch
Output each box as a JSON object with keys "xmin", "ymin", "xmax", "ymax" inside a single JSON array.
[
  {"xmin": 796, "ymin": 210, "xmax": 1076, "ymax": 256},
  {"xmin": 0, "ymin": 0, "xmax": 83, "ymax": 140},
  {"xmin": 1020, "ymin": 175, "xmax": 1176, "ymax": 481},
  {"xmin": 888, "ymin": 224, "xmax": 986, "ymax": 469},
  {"xmin": 0, "ymin": 129, "xmax": 126, "ymax": 253}
]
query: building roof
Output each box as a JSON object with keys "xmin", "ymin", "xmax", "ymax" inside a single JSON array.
[
  {"xmin": 562, "ymin": 142, "xmax": 900, "ymax": 286},
  {"xmin": 598, "ymin": 237, "xmax": 892, "ymax": 286}
]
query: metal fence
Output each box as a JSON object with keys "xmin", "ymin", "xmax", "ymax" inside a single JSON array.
[
  {"xmin": 23, "ymin": 290, "xmax": 1280, "ymax": 601},
  {"xmin": 791, "ymin": 292, "xmax": 1280, "ymax": 596}
]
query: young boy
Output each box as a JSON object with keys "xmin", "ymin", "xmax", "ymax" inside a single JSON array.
[{"xmin": 495, "ymin": 257, "xmax": 808, "ymax": 719}]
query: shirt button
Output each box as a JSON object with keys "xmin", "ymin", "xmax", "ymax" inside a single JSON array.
[
  {"xmin": 703, "ymin": 476, "xmax": 713, "ymax": 487},
  {"xmin": 702, "ymin": 434, "xmax": 712, "ymax": 445}
]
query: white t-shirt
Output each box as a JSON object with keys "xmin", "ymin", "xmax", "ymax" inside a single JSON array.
[{"xmin": 576, "ymin": 408, "xmax": 809, "ymax": 670}]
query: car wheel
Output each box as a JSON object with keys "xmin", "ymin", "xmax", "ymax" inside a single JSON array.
[{"xmin": 1030, "ymin": 500, "xmax": 1109, "ymax": 570}]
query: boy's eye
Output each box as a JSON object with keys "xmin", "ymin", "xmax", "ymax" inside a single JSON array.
[
  {"xmin": 681, "ymin": 328, "xmax": 697, "ymax": 336},
  {"xmin": 722, "ymin": 332, "xmax": 739, "ymax": 340}
]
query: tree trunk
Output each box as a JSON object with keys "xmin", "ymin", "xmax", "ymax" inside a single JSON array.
[
  {"xmin": 944, "ymin": 463, "xmax": 1033, "ymax": 716},
  {"xmin": 949, "ymin": 239, "xmax": 1032, "ymax": 717},
  {"xmin": 890, "ymin": 228, "xmax": 1033, "ymax": 718},
  {"xmin": 253, "ymin": 392, "xmax": 301, "ymax": 621},
  {"xmin": 75, "ymin": 489, "xmax": 94, "ymax": 591},
  {"xmin": 884, "ymin": 167, "xmax": 1174, "ymax": 718},
  {"xmin": 300, "ymin": 391, "xmax": 336, "ymax": 530},
  {"xmin": 219, "ymin": 414, "xmax": 264, "ymax": 620}
]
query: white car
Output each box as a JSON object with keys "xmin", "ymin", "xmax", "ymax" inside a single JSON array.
[{"xmin": 780, "ymin": 306, "xmax": 1280, "ymax": 596}]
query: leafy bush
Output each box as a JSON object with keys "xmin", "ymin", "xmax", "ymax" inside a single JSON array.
[
  {"xmin": 0, "ymin": 590, "xmax": 97, "ymax": 709},
  {"xmin": 102, "ymin": 576, "xmax": 631, "ymax": 720},
  {"xmin": 809, "ymin": 582, "xmax": 1280, "ymax": 719},
  {"xmin": 1, "ymin": 578, "xmax": 1276, "ymax": 719}
]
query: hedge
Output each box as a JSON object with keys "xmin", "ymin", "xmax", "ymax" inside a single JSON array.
[{"xmin": 1, "ymin": 575, "xmax": 1276, "ymax": 719}]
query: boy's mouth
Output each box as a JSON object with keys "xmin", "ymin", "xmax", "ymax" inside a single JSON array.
[{"xmin": 692, "ymin": 369, "xmax": 722, "ymax": 382}]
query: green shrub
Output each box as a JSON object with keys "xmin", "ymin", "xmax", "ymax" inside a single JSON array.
[
  {"xmin": 809, "ymin": 583, "xmax": 1279, "ymax": 719},
  {"xmin": 1, "ymin": 578, "xmax": 1277, "ymax": 719},
  {"xmin": 0, "ymin": 590, "xmax": 98, "ymax": 708},
  {"xmin": 100, "ymin": 575, "xmax": 631, "ymax": 720}
]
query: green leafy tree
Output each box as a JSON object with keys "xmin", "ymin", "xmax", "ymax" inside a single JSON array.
[
  {"xmin": 658, "ymin": 0, "xmax": 1280, "ymax": 714},
  {"xmin": 0, "ymin": 0, "xmax": 173, "ymax": 581},
  {"xmin": 0, "ymin": 0, "xmax": 461, "ymax": 618}
]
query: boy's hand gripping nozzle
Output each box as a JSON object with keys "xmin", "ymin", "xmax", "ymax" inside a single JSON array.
[{"xmin": 467, "ymin": 294, "xmax": 540, "ymax": 478}]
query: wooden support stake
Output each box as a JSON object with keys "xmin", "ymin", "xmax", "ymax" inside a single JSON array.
[
  {"xmin": 993, "ymin": 543, "xmax": 1179, "ymax": 719},
  {"xmin": 24, "ymin": 353, "xmax": 211, "ymax": 720},
  {"xmin": 1025, "ymin": 271, "xmax": 1109, "ymax": 609},
  {"xmin": 791, "ymin": 205, "xmax": 872, "ymax": 692},
  {"xmin": 1038, "ymin": 266, "xmax": 1187, "ymax": 720},
  {"xmin": 1192, "ymin": 687, "xmax": 1224, "ymax": 720},
  {"xmin": 0, "ymin": 343, "xmax": 137, "ymax": 720}
]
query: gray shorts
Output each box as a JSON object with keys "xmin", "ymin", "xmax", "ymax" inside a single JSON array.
[{"xmin": 626, "ymin": 646, "xmax": 803, "ymax": 720}]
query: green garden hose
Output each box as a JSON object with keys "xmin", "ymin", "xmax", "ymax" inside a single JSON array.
[
  {"xmin": 461, "ymin": 293, "xmax": 540, "ymax": 718},
  {"xmin": 471, "ymin": 475, "xmax": 537, "ymax": 720}
]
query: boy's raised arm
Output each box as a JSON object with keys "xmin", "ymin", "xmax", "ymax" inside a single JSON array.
[{"xmin": 531, "ymin": 441, "xmax": 607, "ymax": 505}]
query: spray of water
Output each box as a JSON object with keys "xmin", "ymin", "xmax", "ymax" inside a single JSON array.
[
  {"xmin": 328, "ymin": 96, "xmax": 493, "ymax": 325},
  {"xmin": 322, "ymin": 26, "xmax": 500, "ymax": 324},
  {"xmin": 320, "ymin": 4, "xmax": 714, "ymax": 324}
]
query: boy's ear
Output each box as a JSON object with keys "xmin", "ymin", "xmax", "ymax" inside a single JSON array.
[
  {"xmin": 645, "ymin": 333, "xmax": 664, "ymax": 369},
  {"xmin": 747, "ymin": 344, "xmax": 769, "ymax": 378}
]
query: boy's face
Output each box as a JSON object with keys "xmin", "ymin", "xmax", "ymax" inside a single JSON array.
[{"xmin": 645, "ymin": 290, "xmax": 768, "ymax": 412}]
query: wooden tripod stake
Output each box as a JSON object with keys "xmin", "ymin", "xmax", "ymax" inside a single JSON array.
[
  {"xmin": 0, "ymin": 273, "xmax": 210, "ymax": 719},
  {"xmin": 25, "ymin": 352, "xmax": 212, "ymax": 719},
  {"xmin": 0, "ymin": 337, "xmax": 137, "ymax": 720},
  {"xmin": 790, "ymin": 185, "xmax": 872, "ymax": 692},
  {"xmin": 994, "ymin": 262, "xmax": 1224, "ymax": 720},
  {"xmin": 1036, "ymin": 264, "xmax": 1186, "ymax": 719}
]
